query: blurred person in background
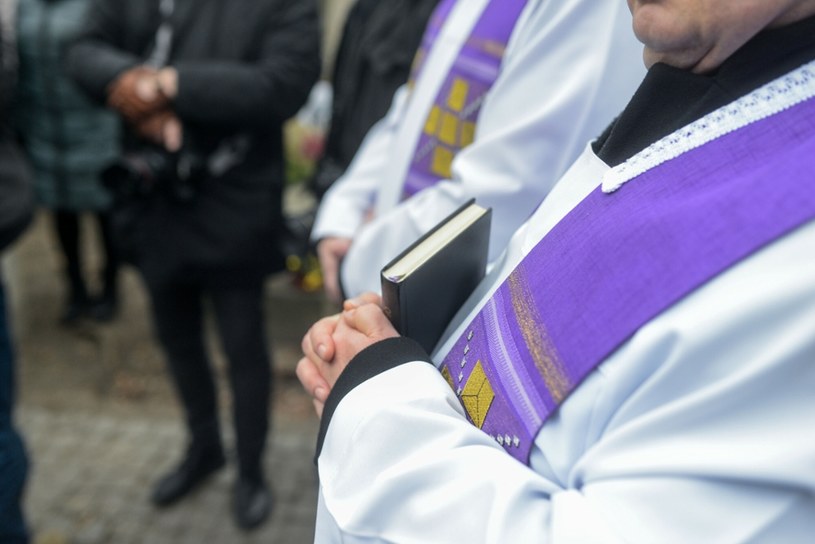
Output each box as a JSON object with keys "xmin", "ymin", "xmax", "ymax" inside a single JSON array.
[
  {"xmin": 310, "ymin": 0, "xmax": 646, "ymax": 303},
  {"xmin": 66, "ymin": 0, "xmax": 320, "ymax": 530},
  {"xmin": 284, "ymin": 0, "xmax": 439, "ymax": 293},
  {"xmin": 1, "ymin": 0, "xmax": 34, "ymax": 541},
  {"xmin": 310, "ymin": 0, "xmax": 440, "ymax": 199},
  {"xmin": 14, "ymin": 0, "xmax": 122, "ymax": 325}
]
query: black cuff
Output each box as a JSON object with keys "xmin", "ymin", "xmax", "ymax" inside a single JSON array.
[{"xmin": 315, "ymin": 336, "xmax": 432, "ymax": 461}]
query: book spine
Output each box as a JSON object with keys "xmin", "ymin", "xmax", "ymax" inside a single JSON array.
[{"xmin": 381, "ymin": 277, "xmax": 403, "ymax": 334}]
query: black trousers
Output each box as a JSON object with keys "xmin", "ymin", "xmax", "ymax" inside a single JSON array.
[
  {"xmin": 52, "ymin": 210, "xmax": 118, "ymax": 295},
  {"xmin": 145, "ymin": 276, "xmax": 271, "ymax": 482}
]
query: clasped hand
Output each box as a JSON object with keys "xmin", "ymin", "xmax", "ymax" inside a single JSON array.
[
  {"xmin": 106, "ymin": 65, "xmax": 182, "ymax": 152},
  {"xmin": 297, "ymin": 293, "xmax": 398, "ymax": 417}
]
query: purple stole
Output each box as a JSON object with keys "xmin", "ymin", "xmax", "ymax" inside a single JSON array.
[
  {"xmin": 439, "ymin": 92, "xmax": 815, "ymax": 465},
  {"xmin": 406, "ymin": 0, "xmax": 457, "ymax": 87},
  {"xmin": 401, "ymin": 0, "xmax": 529, "ymax": 198}
]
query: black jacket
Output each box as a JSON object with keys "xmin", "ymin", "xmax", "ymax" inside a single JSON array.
[
  {"xmin": 311, "ymin": 0, "xmax": 439, "ymax": 197},
  {"xmin": 66, "ymin": 0, "xmax": 321, "ymax": 284},
  {"xmin": 0, "ymin": 0, "xmax": 34, "ymax": 253}
]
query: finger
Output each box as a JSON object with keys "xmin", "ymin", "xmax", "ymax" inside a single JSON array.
[
  {"xmin": 301, "ymin": 329, "xmax": 320, "ymax": 363},
  {"xmin": 295, "ymin": 357, "xmax": 330, "ymax": 401},
  {"xmin": 301, "ymin": 314, "xmax": 339, "ymax": 363},
  {"xmin": 342, "ymin": 291, "xmax": 382, "ymax": 311},
  {"xmin": 312, "ymin": 398, "xmax": 324, "ymax": 419},
  {"xmin": 344, "ymin": 303, "xmax": 398, "ymax": 339},
  {"xmin": 309, "ymin": 314, "xmax": 339, "ymax": 362},
  {"xmin": 163, "ymin": 117, "xmax": 183, "ymax": 152},
  {"xmin": 135, "ymin": 75, "xmax": 160, "ymax": 102}
]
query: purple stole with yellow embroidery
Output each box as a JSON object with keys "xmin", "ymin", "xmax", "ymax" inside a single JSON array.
[
  {"xmin": 439, "ymin": 92, "xmax": 815, "ymax": 465},
  {"xmin": 402, "ymin": 0, "xmax": 529, "ymax": 198}
]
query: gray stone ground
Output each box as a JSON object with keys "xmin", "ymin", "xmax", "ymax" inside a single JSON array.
[{"xmin": 4, "ymin": 210, "xmax": 332, "ymax": 544}]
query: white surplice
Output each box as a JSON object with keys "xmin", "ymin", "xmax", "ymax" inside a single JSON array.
[
  {"xmin": 314, "ymin": 64, "xmax": 815, "ymax": 543},
  {"xmin": 311, "ymin": 0, "xmax": 646, "ymax": 297}
]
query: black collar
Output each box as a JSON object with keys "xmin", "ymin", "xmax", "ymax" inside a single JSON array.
[{"xmin": 595, "ymin": 14, "xmax": 815, "ymax": 167}]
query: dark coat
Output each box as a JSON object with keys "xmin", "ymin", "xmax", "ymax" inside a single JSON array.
[
  {"xmin": 0, "ymin": 137, "xmax": 33, "ymax": 253},
  {"xmin": 65, "ymin": 0, "xmax": 321, "ymax": 285},
  {"xmin": 15, "ymin": 0, "xmax": 120, "ymax": 212},
  {"xmin": 0, "ymin": 0, "xmax": 34, "ymax": 254},
  {"xmin": 312, "ymin": 0, "xmax": 439, "ymax": 197}
]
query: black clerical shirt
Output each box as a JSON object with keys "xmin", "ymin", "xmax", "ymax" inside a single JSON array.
[{"xmin": 595, "ymin": 14, "xmax": 815, "ymax": 167}]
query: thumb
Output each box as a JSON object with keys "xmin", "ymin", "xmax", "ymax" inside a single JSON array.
[
  {"xmin": 343, "ymin": 291, "xmax": 382, "ymax": 312},
  {"xmin": 345, "ymin": 303, "xmax": 397, "ymax": 339}
]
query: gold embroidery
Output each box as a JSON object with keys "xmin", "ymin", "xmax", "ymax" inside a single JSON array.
[
  {"xmin": 461, "ymin": 360, "xmax": 495, "ymax": 428},
  {"xmin": 507, "ymin": 270, "xmax": 570, "ymax": 402},
  {"xmin": 431, "ymin": 147, "xmax": 454, "ymax": 178},
  {"xmin": 460, "ymin": 121, "xmax": 476, "ymax": 147},
  {"xmin": 447, "ymin": 78, "xmax": 469, "ymax": 112},
  {"xmin": 424, "ymin": 106, "xmax": 441, "ymax": 135},
  {"xmin": 439, "ymin": 112, "xmax": 459, "ymax": 146}
]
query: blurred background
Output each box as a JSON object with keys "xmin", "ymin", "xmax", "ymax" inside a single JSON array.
[{"xmin": 2, "ymin": 1, "xmax": 358, "ymax": 542}]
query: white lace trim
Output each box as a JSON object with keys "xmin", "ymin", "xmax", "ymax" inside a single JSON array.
[{"xmin": 602, "ymin": 60, "xmax": 815, "ymax": 193}]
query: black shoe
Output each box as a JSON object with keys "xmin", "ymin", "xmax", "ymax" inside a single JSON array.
[
  {"xmin": 233, "ymin": 478, "xmax": 272, "ymax": 531},
  {"xmin": 150, "ymin": 448, "xmax": 225, "ymax": 507}
]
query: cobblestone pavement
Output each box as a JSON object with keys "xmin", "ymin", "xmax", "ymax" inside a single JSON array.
[
  {"xmin": 4, "ymin": 213, "xmax": 332, "ymax": 544},
  {"xmin": 18, "ymin": 407, "xmax": 319, "ymax": 544}
]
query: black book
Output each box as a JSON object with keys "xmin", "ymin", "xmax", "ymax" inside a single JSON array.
[{"xmin": 380, "ymin": 199, "xmax": 492, "ymax": 353}]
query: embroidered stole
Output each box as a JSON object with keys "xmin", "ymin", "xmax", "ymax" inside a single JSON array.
[
  {"xmin": 439, "ymin": 82, "xmax": 815, "ymax": 465},
  {"xmin": 401, "ymin": 0, "xmax": 529, "ymax": 198},
  {"xmin": 406, "ymin": 0, "xmax": 457, "ymax": 87}
]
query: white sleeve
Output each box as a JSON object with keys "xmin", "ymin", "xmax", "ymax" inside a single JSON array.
[
  {"xmin": 310, "ymin": 85, "xmax": 412, "ymax": 241},
  {"xmin": 315, "ymin": 362, "xmax": 572, "ymax": 544},
  {"xmin": 338, "ymin": 0, "xmax": 646, "ymax": 296},
  {"xmin": 315, "ymin": 222, "xmax": 815, "ymax": 543}
]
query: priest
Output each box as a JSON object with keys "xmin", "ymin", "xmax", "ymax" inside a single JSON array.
[
  {"xmin": 301, "ymin": 0, "xmax": 815, "ymax": 541},
  {"xmin": 311, "ymin": 0, "xmax": 645, "ymax": 301}
]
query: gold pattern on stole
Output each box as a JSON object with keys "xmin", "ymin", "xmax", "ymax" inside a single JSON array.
[
  {"xmin": 424, "ymin": 106, "xmax": 442, "ymax": 135},
  {"xmin": 507, "ymin": 270, "xmax": 570, "ymax": 403},
  {"xmin": 460, "ymin": 121, "xmax": 476, "ymax": 147},
  {"xmin": 432, "ymin": 147, "xmax": 454, "ymax": 178},
  {"xmin": 447, "ymin": 78, "xmax": 469, "ymax": 112},
  {"xmin": 460, "ymin": 360, "xmax": 495, "ymax": 429},
  {"xmin": 421, "ymin": 78, "xmax": 476, "ymax": 177},
  {"xmin": 439, "ymin": 112, "xmax": 460, "ymax": 145}
]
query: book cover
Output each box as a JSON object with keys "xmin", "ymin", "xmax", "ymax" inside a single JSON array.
[{"xmin": 381, "ymin": 199, "xmax": 492, "ymax": 353}]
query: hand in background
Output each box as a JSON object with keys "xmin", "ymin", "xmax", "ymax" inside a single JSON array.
[
  {"xmin": 317, "ymin": 237, "xmax": 353, "ymax": 304},
  {"xmin": 107, "ymin": 66, "xmax": 169, "ymax": 124},
  {"xmin": 133, "ymin": 109, "xmax": 183, "ymax": 152}
]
